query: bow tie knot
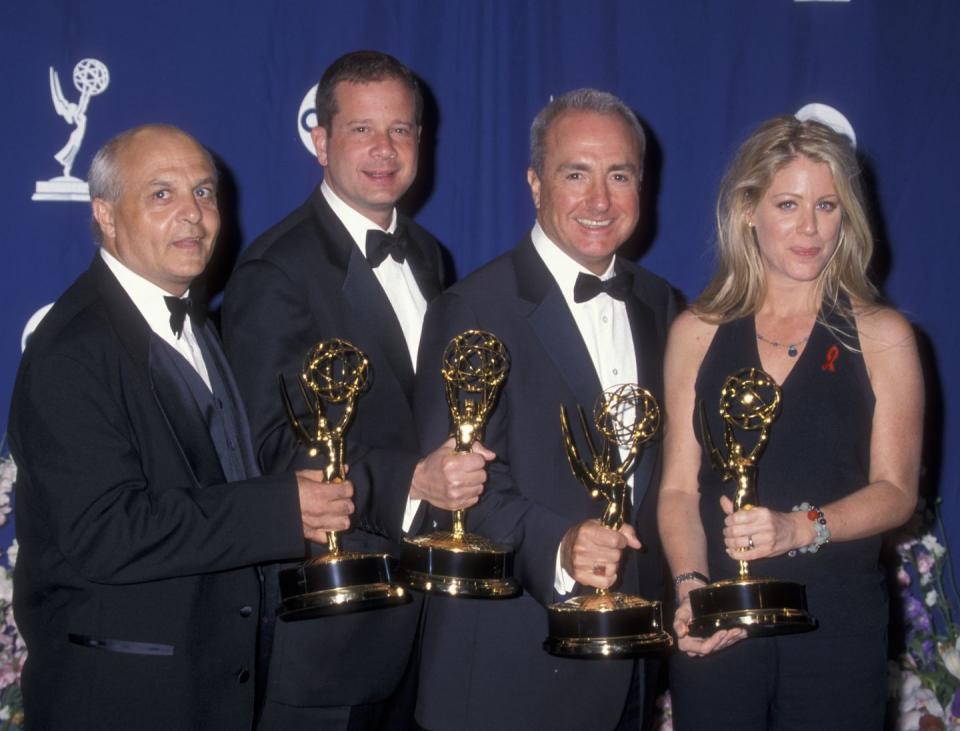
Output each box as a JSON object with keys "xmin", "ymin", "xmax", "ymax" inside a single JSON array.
[
  {"xmin": 365, "ymin": 227, "xmax": 409, "ymax": 267},
  {"xmin": 573, "ymin": 271, "xmax": 633, "ymax": 303},
  {"xmin": 164, "ymin": 295, "xmax": 206, "ymax": 338}
]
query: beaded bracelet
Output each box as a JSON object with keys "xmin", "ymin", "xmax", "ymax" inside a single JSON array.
[{"xmin": 787, "ymin": 502, "xmax": 830, "ymax": 557}]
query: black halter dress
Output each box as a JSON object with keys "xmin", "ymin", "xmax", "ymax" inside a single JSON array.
[{"xmin": 669, "ymin": 307, "xmax": 889, "ymax": 731}]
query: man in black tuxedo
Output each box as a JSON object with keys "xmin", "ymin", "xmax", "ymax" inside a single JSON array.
[
  {"xmin": 9, "ymin": 124, "xmax": 351, "ymax": 730},
  {"xmin": 222, "ymin": 51, "xmax": 489, "ymax": 729},
  {"xmin": 413, "ymin": 89, "xmax": 677, "ymax": 730}
]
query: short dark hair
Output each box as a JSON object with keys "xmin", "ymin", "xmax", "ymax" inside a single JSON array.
[
  {"xmin": 529, "ymin": 88, "xmax": 646, "ymax": 179},
  {"xmin": 314, "ymin": 50, "xmax": 423, "ymax": 132}
]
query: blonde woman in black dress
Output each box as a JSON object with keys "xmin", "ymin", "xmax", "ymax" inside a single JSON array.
[{"xmin": 658, "ymin": 116, "xmax": 923, "ymax": 730}]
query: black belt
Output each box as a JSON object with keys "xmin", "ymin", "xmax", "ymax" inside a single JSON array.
[{"xmin": 68, "ymin": 633, "xmax": 174, "ymax": 656}]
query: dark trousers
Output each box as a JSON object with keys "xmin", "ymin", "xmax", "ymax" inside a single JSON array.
[{"xmin": 669, "ymin": 629, "xmax": 887, "ymax": 731}]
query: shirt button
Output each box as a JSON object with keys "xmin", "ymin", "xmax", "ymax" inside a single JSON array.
[
  {"xmin": 612, "ymin": 369, "xmax": 619, "ymax": 376},
  {"xmin": 239, "ymin": 605, "xmax": 253, "ymax": 618},
  {"xmin": 237, "ymin": 669, "xmax": 250, "ymax": 684},
  {"xmin": 601, "ymin": 315, "xmax": 609, "ymax": 324}
]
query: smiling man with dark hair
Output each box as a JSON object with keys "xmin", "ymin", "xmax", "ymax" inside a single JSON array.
[{"xmin": 223, "ymin": 51, "xmax": 489, "ymax": 730}]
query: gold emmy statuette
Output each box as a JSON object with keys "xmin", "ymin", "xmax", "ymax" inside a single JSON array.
[
  {"xmin": 544, "ymin": 384, "xmax": 673, "ymax": 657},
  {"xmin": 687, "ymin": 367, "xmax": 816, "ymax": 637},
  {"xmin": 400, "ymin": 330, "xmax": 520, "ymax": 598},
  {"xmin": 276, "ymin": 339, "xmax": 409, "ymax": 620}
]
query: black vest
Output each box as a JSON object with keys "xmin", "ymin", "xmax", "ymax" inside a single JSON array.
[{"xmin": 152, "ymin": 325, "xmax": 260, "ymax": 483}]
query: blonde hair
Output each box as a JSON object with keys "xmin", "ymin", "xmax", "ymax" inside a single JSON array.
[{"xmin": 695, "ymin": 116, "xmax": 878, "ymax": 329}]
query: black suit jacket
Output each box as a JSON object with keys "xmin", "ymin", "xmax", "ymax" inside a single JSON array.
[
  {"xmin": 413, "ymin": 237, "xmax": 676, "ymax": 731},
  {"xmin": 221, "ymin": 187, "xmax": 444, "ymax": 719},
  {"xmin": 9, "ymin": 256, "xmax": 305, "ymax": 730}
]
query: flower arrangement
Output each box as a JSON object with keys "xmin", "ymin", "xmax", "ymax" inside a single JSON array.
[
  {"xmin": 0, "ymin": 451, "xmax": 24, "ymax": 730},
  {"xmin": 893, "ymin": 502, "xmax": 960, "ymax": 731}
]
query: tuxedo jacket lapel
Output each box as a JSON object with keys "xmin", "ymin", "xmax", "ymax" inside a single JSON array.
[
  {"xmin": 342, "ymin": 246, "xmax": 416, "ymax": 397},
  {"xmin": 404, "ymin": 227, "xmax": 443, "ymax": 302},
  {"xmin": 310, "ymin": 193, "xmax": 418, "ymax": 401},
  {"xmin": 621, "ymin": 265, "xmax": 665, "ymax": 513},
  {"xmin": 513, "ymin": 238, "xmax": 603, "ymax": 428},
  {"xmin": 621, "ymin": 272, "xmax": 657, "ymax": 392},
  {"xmin": 92, "ymin": 256, "xmax": 226, "ymax": 487},
  {"xmin": 513, "ymin": 241, "xmax": 663, "ymax": 512}
]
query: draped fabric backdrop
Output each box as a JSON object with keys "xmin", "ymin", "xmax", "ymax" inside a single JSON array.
[{"xmin": 1, "ymin": 1, "xmax": 956, "ymax": 565}]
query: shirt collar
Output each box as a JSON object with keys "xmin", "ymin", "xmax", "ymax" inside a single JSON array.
[
  {"xmin": 321, "ymin": 180, "xmax": 398, "ymax": 255},
  {"xmin": 530, "ymin": 222, "xmax": 618, "ymax": 301},
  {"xmin": 99, "ymin": 247, "xmax": 192, "ymax": 339}
]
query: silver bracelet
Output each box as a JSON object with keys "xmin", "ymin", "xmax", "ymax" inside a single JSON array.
[{"xmin": 673, "ymin": 571, "xmax": 710, "ymax": 589}]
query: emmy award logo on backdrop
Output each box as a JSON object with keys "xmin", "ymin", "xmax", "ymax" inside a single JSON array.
[{"xmin": 32, "ymin": 58, "xmax": 110, "ymax": 202}]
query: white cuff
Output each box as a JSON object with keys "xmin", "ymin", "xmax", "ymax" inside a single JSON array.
[
  {"xmin": 402, "ymin": 496, "xmax": 422, "ymax": 534},
  {"xmin": 554, "ymin": 544, "xmax": 576, "ymax": 595}
]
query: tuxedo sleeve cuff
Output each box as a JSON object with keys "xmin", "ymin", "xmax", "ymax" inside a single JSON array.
[
  {"xmin": 554, "ymin": 544, "xmax": 576, "ymax": 595},
  {"xmin": 402, "ymin": 496, "xmax": 422, "ymax": 534}
]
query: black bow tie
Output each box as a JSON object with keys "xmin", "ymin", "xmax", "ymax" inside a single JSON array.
[
  {"xmin": 164, "ymin": 295, "xmax": 206, "ymax": 338},
  {"xmin": 573, "ymin": 271, "xmax": 633, "ymax": 303},
  {"xmin": 365, "ymin": 227, "xmax": 409, "ymax": 267}
]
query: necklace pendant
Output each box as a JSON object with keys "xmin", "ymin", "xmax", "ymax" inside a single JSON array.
[{"xmin": 787, "ymin": 344, "xmax": 799, "ymax": 357}]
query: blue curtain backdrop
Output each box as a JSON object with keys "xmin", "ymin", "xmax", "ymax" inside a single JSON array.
[{"xmin": 1, "ymin": 2, "xmax": 957, "ymax": 554}]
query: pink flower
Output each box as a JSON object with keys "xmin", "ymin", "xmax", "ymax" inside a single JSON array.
[{"xmin": 899, "ymin": 538, "xmax": 921, "ymax": 560}]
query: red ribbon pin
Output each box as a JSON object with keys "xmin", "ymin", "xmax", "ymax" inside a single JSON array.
[{"xmin": 822, "ymin": 345, "xmax": 839, "ymax": 372}]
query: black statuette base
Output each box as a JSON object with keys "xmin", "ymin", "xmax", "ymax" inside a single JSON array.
[
  {"xmin": 687, "ymin": 577, "xmax": 817, "ymax": 638},
  {"xmin": 278, "ymin": 552, "xmax": 410, "ymax": 621},
  {"xmin": 544, "ymin": 592, "xmax": 673, "ymax": 657},
  {"xmin": 400, "ymin": 533, "xmax": 520, "ymax": 598}
]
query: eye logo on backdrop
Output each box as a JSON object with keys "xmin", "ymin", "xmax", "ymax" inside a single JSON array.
[
  {"xmin": 298, "ymin": 83, "xmax": 319, "ymax": 156},
  {"xmin": 32, "ymin": 58, "xmax": 111, "ymax": 203},
  {"xmin": 795, "ymin": 102, "xmax": 857, "ymax": 149}
]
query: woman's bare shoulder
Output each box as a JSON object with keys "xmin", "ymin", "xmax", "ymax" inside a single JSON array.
[
  {"xmin": 669, "ymin": 308, "xmax": 720, "ymax": 350},
  {"xmin": 853, "ymin": 304, "xmax": 916, "ymax": 355}
]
